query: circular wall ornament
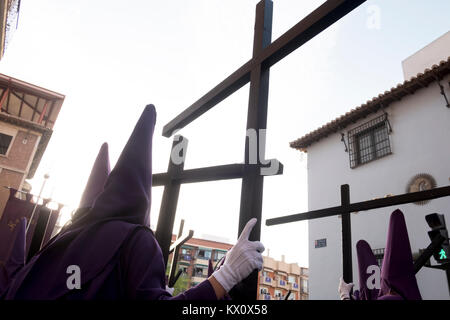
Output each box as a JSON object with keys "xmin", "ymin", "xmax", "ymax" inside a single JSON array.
[{"xmin": 406, "ymin": 173, "xmax": 437, "ymax": 205}]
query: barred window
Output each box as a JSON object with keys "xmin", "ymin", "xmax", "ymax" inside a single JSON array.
[
  {"xmin": 0, "ymin": 133, "xmax": 13, "ymax": 155},
  {"xmin": 348, "ymin": 114, "xmax": 391, "ymax": 168}
]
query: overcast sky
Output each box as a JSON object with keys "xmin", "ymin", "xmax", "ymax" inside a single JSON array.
[{"xmin": 0, "ymin": 0, "xmax": 449, "ymax": 267}]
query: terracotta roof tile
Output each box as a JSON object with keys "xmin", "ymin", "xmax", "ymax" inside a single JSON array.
[{"xmin": 290, "ymin": 56, "xmax": 450, "ymax": 151}]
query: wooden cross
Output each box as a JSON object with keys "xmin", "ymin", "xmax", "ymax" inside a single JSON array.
[
  {"xmin": 155, "ymin": 0, "xmax": 367, "ymax": 299},
  {"xmin": 266, "ymin": 184, "xmax": 450, "ymax": 285},
  {"xmin": 153, "ymin": 135, "xmax": 283, "ymax": 266}
]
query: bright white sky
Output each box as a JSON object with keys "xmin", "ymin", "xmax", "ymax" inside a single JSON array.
[{"xmin": 0, "ymin": 0, "xmax": 448, "ymax": 267}]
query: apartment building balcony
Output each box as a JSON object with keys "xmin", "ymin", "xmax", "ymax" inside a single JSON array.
[
  {"xmin": 180, "ymin": 254, "xmax": 193, "ymax": 263},
  {"xmin": 195, "ymin": 257, "xmax": 210, "ymax": 266},
  {"xmin": 276, "ymin": 279, "xmax": 289, "ymax": 290},
  {"xmin": 259, "ymin": 276, "xmax": 275, "ymax": 287},
  {"xmin": 258, "ymin": 294, "xmax": 272, "ymax": 301},
  {"xmin": 289, "ymin": 282, "xmax": 300, "ymax": 291}
]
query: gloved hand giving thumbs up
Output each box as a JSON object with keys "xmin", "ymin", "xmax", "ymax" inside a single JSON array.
[{"xmin": 211, "ymin": 218, "xmax": 265, "ymax": 292}]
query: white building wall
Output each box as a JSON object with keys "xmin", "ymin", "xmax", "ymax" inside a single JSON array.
[
  {"xmin": 402, "ymin": 31, "xmax": 450, "ymax": 80},
  {"xmin": 307, "ymin": 73, "xmax": 450, "ymax": 299}
]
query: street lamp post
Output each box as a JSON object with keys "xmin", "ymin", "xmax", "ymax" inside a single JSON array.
[{"xmin": 26, "ymin": 173, "xmax": 50, "ymax": 234}]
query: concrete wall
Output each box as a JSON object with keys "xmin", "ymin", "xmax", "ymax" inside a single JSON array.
[
  {"xmin": 402, "ymin": 31, "xmax": 450, "ymax": 80},
  {"xmin": 307, "ymin": 73, "xmax": 450, "ymax": 299}
]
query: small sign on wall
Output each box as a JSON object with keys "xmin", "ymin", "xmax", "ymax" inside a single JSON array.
[{"xmin": 315, "ymin": 238, "xmax": 327, "ymax": 248}]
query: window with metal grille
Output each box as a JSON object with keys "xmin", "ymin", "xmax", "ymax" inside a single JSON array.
[
  {"xmin": 0, "ymin": 133, "xmax": 13, "ymax": 155},
  {"xmin": 348, "ymin": 114, "xmax": 391, "ymax": 168}
]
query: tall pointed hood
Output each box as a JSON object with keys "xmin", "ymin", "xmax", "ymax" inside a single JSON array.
[
  {"xmin": 379, "ymin": 209, "xmax": 422, "ymax": 300},
  {"xmin": 79, "ymin": 104, "xmax": 156, "ymax": 227},
  {"xmin": 3, "ymin": 105, "xmax": 157, "ymax": 299},
  {"xmin": 78, "ymin": 143, "xmax": 111, "ymax": 209},
  {"xmin": 356, "ymin": 240, "xmax": 379, "ymax": 300}
]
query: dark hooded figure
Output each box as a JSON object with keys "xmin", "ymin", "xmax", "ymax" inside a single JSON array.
[
  {"xmin": 355, "ymin": 240, "xmax": 380, "ymax": 300},
  {"xmin": 2, "ymin": 104, "xmax": 264, "ymax": 300},
  {"xmin": 378, "ymin": 209, "xmax": 422, "ymax": 300},
  {"xmin": 0, "ymin": 217, "xmax": 26, "ymax": 296},
  {"xmin": 339, "ymin": 209, "xmax": 422, "ymax": 300}
]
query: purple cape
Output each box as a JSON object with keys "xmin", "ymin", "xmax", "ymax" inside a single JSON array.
[
  {"xmin": 2, "ymin": 105, "xmax": 216, "ymax": 300},
  {"xmin": 356, "ymin": 240, "xmax": 380, "ymax": 300},
  {"xmin": 378, "ymin": 209, "xmax": 422, "ymax": 300},
  {"xmin": 0, "ymin": 218, "xmax": 26, "ymax": 296}
]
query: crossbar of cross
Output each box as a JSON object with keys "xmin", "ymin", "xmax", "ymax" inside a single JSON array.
[{"xmin": 154, "ymin": 0, "xmax": 367, "ymax": 299}]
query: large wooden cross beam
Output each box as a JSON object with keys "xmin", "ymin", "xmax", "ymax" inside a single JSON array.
[
  {"xmin": 157, "ymin": 0, "xmax": 367, "ymax": 299},
  {"xmin": 153, "ymin": 135, "xmax": 283, "ymax": 266},
  {"xmin": 266, "ymin": 185, "xmax": 450, "ymax": 284}
]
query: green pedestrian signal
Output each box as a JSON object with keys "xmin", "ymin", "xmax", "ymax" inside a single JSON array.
[
  {"xmin": 425, "ymin": 213, "xmax": 449, "ymax": 263},
  {"xmin": 439, "ymin": 249, "xmax": 447, "ymax": 260}
]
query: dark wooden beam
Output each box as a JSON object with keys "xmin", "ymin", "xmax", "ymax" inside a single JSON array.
[
  {"xmin": 31, "ymin": 97, "xmax": 40, "ymax": 122},
  {"xmin": 233, "ymin": 0, "xmax": 273, "ymax": 301},
  {"xmin": 18, "ymin": 92, "xmax": 25, "ymax": 117},
  {"xmin": 155, "ymin": 136, "xmax": 188, "ymax": 267},
  {"xmin": 5, "ymin": 88, "xmax": 10, "ymax": 113},
  {"xmin": 266, "ymin": 185, "xmax": 450, "ymax": 226},
  {"xmin": 341, "ymin": 184, "xmax": 352, "ymax": 283},
  {"xmin": 162, "ymin": 0, "xmax": 366, "ymax": 137},
  {"xmin": 45, "ymin": 100, "xmax": 55, "ymax": 127},
  {"xmin": 152, "ymin": 161, "xmax": 283, "ymax": 187}
]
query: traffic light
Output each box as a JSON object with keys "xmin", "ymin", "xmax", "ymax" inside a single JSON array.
[{"xmin": 425, "ymin": 213, "xmax": 449, "ymax": 263}]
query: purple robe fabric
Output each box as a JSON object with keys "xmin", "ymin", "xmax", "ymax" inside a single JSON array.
[
  {"xmin": 356, "ymin": 240, "xmax": 380, "ymax": 300},
  {"xmin": 0, "ymin": 190, "xmax": 34, "ymax": 263},
  {"xmin": 378, "ymin": 209, "xmax": 422, "ymax": 300},
  {"xmin": 0, "ymin": 218, "xmax": 26, "ymax": 295},
  {"xmin": 1, "ymin": 105, "xmax": 217, "ymax": 300},
  {"xmin": 25, "ymin": 199, "xmax": 50, "ymax": 256}
]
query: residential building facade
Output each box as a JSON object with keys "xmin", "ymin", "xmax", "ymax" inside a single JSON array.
[
  {"xmin": 290, "ymin": 33, "xmax": 450, "ymax": 299},
  {"xmin": 0, "ymin": 73, "xmax": 65, "ymax": 217},
  {"xmin": 170, "ymin": 235, "xmax": 232, "ymax": 288},
  {"xmin": 257, "ymin": 255, "xmax": 309, "ymax": 300}
]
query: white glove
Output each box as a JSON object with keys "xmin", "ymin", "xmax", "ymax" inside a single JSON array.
[
  {"xmin": 211, "ymin": 218, "xmax": 265, "ymax": 292},
  {"xmin": 165, "ymin": 285, "xmax": 174, "ymax": 295},
  {"xmin": 338, "ymin": 277, "xmax": 354, "ymax": 300}
]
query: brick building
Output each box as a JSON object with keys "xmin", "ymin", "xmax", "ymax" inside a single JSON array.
[
  {"xmin": 170, "ymin": 234, "xmax": 308, "ymax": 299},
  {"xmin": 170, "ymin": 234, "xmax": 232, "ymax": 288},
  {"xmin": 258, "ymin": 255, "xmax": 309, "ymax": 300},
  {"xmin": 0, "ymin": 73, "xmax": 64, "ymax": 217}
]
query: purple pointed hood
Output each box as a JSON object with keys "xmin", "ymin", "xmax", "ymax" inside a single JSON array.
[
  {"xmin": 2, "ymin": 105, "xmax": 157, "ymax": 299},
  {"xmin": 378, "ymin": 209, "xmax": 422, "ymax": 300},
  {"xmin": 356, "ymin": 240, "xmax": 379, "ymax": 300},
  {"xmin": 78, "ymin": 143, "xmax": 110, "ymax": 209},
  {"xmin": 71, "ymin": 104, "xmax": 156, "ymax": 229}
]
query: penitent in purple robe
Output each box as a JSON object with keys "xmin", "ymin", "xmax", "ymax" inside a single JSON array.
[
  {"xmin": 355, "ymin": 240, "xmax": 380, "ymax": 300},
  {"xmin": 2, "ymin": 105, "xmax": 217, "ymax": 300}
]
